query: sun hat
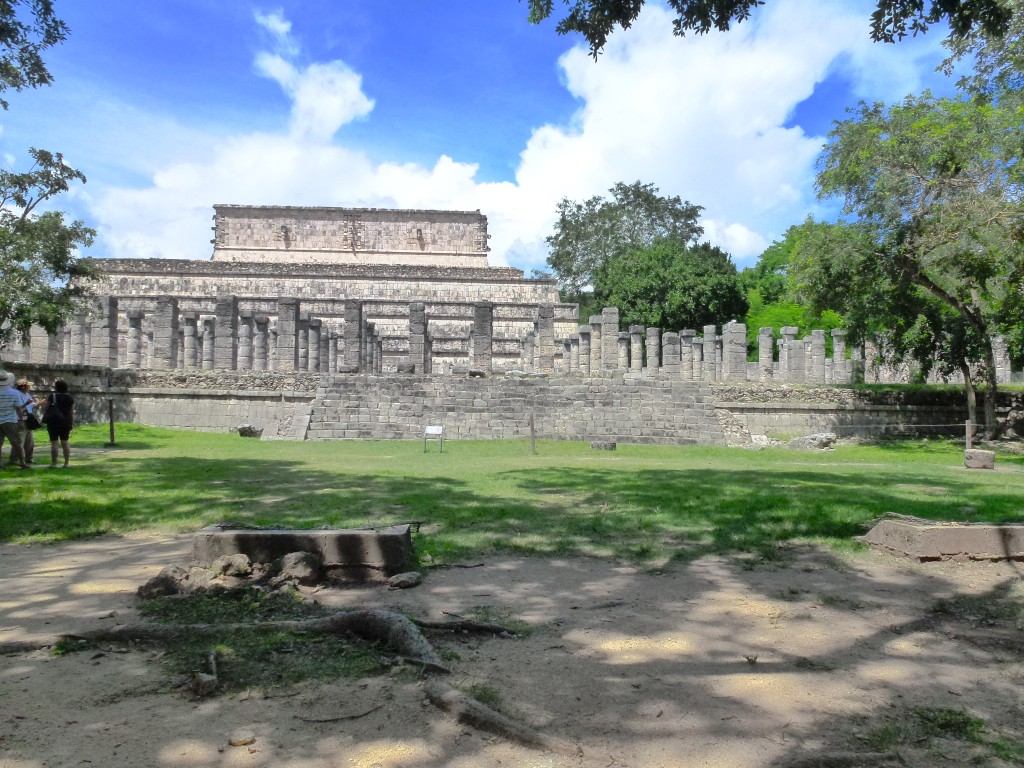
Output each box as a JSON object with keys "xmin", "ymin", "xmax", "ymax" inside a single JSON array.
[{"xmin": 0, "ymin": 369, "xmax": 14, "ymax": 387}]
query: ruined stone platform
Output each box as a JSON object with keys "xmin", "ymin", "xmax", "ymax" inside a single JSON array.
[
  {"xmin": 192, "ymin": 524, "xmax": 414, "ymax": 581},
  {"xmin": 860, "ymin": 519, "xmax": 1024, "ymax": 561}
]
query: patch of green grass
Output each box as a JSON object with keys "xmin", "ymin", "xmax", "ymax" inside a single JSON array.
[
  {"xmin": 467, "ymin": 683, "xmax": 503, "ymax": 709},
  {"xmin": 3, "ymin": 425, "xmax": 1023, "ymax": 566},
  {"xmin": 859, "ymin": 705, "xmax": 1024, "ymax": 765},
  {"xmin": 136, "ymin": 588, "xmax": 386, "ymax": 692}
]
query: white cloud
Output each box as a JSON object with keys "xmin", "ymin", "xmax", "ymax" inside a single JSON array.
[{"xmin": 86, "ymin": 1, "xmax": 952, "ymax": 271}]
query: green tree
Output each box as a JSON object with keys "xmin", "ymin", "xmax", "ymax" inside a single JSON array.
[
  {"xmin": 943, "ymin": 0, "xmax": 1024, "ymax": 105},
  {"xmin": 1, "ymin": 149, "xmax": 98, "ymax": 349},
  {"xmin": 0, "ymin": 2, "xmax": 97, "ymax": 352},
  {"xmin": 794, "ymin": 93, "xmax": 1024, "ymax": 435},
  {"xmin": 544, "ymin": 180, "xmax": 703, "ymax": 301},
  {"xmin": 527, "ymin": 0, "xmax": 1013, "ymax": 57},
  {"xmin": 592, "ymin": 239, "xmax": 747, "ymax": 332}
]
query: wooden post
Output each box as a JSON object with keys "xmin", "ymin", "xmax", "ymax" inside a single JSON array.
[
  {"xmin": 106, "ymin": 398, "xmax": 116, "ymax": 447},
  {"xmin": 529, "ymin": 413, "xmax": 536, "ymax": 456}
]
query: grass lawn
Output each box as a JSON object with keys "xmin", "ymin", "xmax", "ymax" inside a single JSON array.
[{"xmin": 2, "ymin": 424, "xmax": 1023, "ymax": 565}]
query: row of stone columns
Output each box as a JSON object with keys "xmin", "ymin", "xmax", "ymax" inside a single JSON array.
[{"xmin": 530, "ymin": 311, "xmax": 860, "ymax": 384}]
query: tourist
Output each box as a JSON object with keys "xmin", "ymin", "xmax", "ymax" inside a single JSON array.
[
  {"xmin": 42, "ymin": 379, "xmax": 74, "ymax": 469},
  {"xmin": 16, "ymin": 379, "xmax": 39, "ymax": 464},
  {"xmin": 0, "ymin": 369, "xmax": 29, "ymax": 470}
]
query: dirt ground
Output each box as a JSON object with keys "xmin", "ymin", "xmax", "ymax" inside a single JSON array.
[{"xmin": 1, "ymin": 533, "xmax": 1022, "ymax": 768}]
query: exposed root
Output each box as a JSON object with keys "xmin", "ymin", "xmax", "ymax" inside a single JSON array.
[
  {"xmin": 0, "ymin": 609, "xmax": 446, "ymax": 670},
  {"xmin": 426, "ymin": 680, "xmax": 581, "ymax": 757},
  {"xmin": 411, "ymin": 617, "xmax": 514, "ymax": 635}
]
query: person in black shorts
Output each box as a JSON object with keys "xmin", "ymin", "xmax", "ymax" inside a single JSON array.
[{"xmin": 43, "ymin": 379, "xmax": 74, "ymax": 468}]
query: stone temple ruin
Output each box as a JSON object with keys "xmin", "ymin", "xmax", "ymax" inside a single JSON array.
[{"xmin": 1, "ymin": 205, "xmax": 1017, "ymax": 444}]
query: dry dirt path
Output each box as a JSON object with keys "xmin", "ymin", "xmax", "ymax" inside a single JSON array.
[{"xmin": 1, "ymin": 534, "xmax": 1022, "ymax": 768}]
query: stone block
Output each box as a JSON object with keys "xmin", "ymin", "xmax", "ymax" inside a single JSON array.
[
  {"xmin": 964, "ymin": 449, "xmax": 995, "ymax": 469},
  {"xmin": 860, "ymin": 518, "xmax": 1024, "ymax": 561},
  {"xmin": 192, "ymin": 524, "xmax": 414, "ymax": 581}
]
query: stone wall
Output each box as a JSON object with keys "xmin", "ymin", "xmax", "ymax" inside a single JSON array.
[
  {"xmin": 1, "ymin": 362, "xmax": 986, "ymax": 446},
  {"xmin": 307, "ymin": 375, "xmax": 725, "ymax": 444},
  {"xmin": 212, "ymin": 205, "xmax": 491, "ymax": 268}
]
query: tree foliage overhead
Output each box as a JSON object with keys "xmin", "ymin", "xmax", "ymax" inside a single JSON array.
[
  {"xmin": 527, "ymin": 0, "xmax": 1014, "ymax": 57},
  {"xmin": 792, "ymin": 92, "xmax": 1024, "ymax": 434},
  {"xmin": 593, "ymin": 239, "xmax": 747, "ymax": 332},
  {"xmin": 544, "ymin": 180, "xmax": 703, "ymax": 299},
  {"xmin": 0, "ymin": 2, "xmax": 98, "ymax": 351},
  {"xmin": 0, "ymin": 0, "xmax": 68, "ymax": 109},
  {"xmin": 0, "ymin": 149, "xmax": 98, "ymax": 349}
]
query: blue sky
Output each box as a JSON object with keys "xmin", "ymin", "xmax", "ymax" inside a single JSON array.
[{"xmin": 1, "ymin": 0, "xmax": 960, "ymax": 272}]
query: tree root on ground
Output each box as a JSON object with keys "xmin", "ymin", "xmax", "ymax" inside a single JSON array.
[
  {"xmin": 0, "ymin": 608, "xmax": 580, "ymax": 756},
  {"xmin": 426, "ymin": 680, "xmax": 581, "ymax": 757}
]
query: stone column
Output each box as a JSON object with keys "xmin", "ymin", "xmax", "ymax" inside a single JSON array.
[
  {"xmin": 758, "ymin": 327, "xmax": 774, "ymax": 381},
  {"xmin": 268, "ymin": 324, "xmax": 277, "ymax": 371},
  {"xmin": 628, "ymin": 325, "xmax": 644, "ymax": 371},
  {"xmin": 579, "ymin": 326, "xmax": 592, "ymax": 374},
  {"xmin": 569, "ymin": 334, "xmax": 580, "ymax": 372},
  {"xmin": 561, "ymin": 338, "xmax": 572, "ymax": 373},
  {"xmin": 863, "ymin": 339, "xmax": 879, "ymax": 383},
  {"xmin": 214, "ymin": 295, "xmax": 238, "ymax": 370},
  {"xmin": 644, "ymin": 327, "xmax": 660, "ymax": 376},
  {"xmin": 722, "ymin": 321, "xmax": 747, "ymax": 382},
  {"xmin": 472, "ymin": 301, "xmax": 493, "ymax": 373},
  {"xmin": 536, "ymin": 303, "xmax": 555, "ymax": 373},
  {"xmin": 29, "ymin": 325, "xmax": 59, "ymax": 365},
  {"xmin": 151, "ymin": 296, "xmax": 179, "ymax": 369},
  {"xmin": 126, "ymin": 310, "xmax": 144, "ymax": 369},
  {"xmin": 69, "ymin": 313, "xmax": 87, "ymax": 365},
  {"xmin": 276, "ymin": 298, "xmax": 300, "ymax": 371},
  {"xmin": 662, "ymin": 332, "xmax": 680, "ymax": 374},
  {"xmin": 405, "ymin": 301, "xmax": 425, "ymax": 372},
  {"xmin": 524, "ymin": 331, "xmax": 536, "ymax": 370},
  {"xmin": 342, "ymin": 300, "xmax": 362, "ymax": 372},
  {"xmin": 307, "ymin": 318, "xmax": 321, "ymax": 372},
  {"xmin": 702, "ymin": 325, "xmax": 718, "ymax": 381},
  {"xmin": 679, "ymin": 330, "xmax": 695, "ymax": 380},
  {"xmin": 201, "ymin": 316, "xmax": 216, "ymax": 370},
  {"xmin": 617, "ymin": 332, "xmax": 629, "ymax": 370},
  {"xmin": 601, "ymin": 308, "xmax": 620, "ymax": 370},
  {"xmin": 326, "ymin": 331, "xmax": 337, "ymax": 373},
  {"xmin": 297, "ymin": 313, "xmax": 310, "ymax": 372},
  {"xmin": 807, "ymin": 330, "xmax": 826, "ymax": 384},
  {"xmin": 181, "ymin": 313, "xmax": 199, "ymax": 369},
  {"xmin": 780, "ymin": 326, "xmax": 800, "ymax": 382},
  {"xmin": 589, "ymin": 315, "xmax": 603, "ymax": 371},
  {"xmin": 237, "ymin": 310, "xmax": 254, "ymax": 371},
  {"xmin": 89, "ymin": 296, "xmax": 119, "ymax": 368},
  {"xmin": 994, "ymin": 335, "xmax": 1010, "ymax": 384},
  {"xmin": 831, "ymin": 329, "xmax": 847, "ymax": 384},
  {"xmin": 253, "ymin": 315, "xmax": 269, "ymax": 371},
  {"xmin": 315, "ymin": 323, "xmax": 327, "ymax": 374}
]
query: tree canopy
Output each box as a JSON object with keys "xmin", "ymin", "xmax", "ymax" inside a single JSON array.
[
  {"xmin": 0, "ymin": 149, "xmax": 98, "ymax": 349},
  {"xmin": 791, "ymin": 92, "xmax": 1024, "ymax": 434},
  {"xmin": 543, "ymin": 180, "xmax": 703, "ymax": 300},
  {"xmin": 527, "ymin": 0, "xmax": 1014, "ymax": 57},
  {"xmin": 0, "ymin": 2, "xmax": 97, "ymax": 351},
  {"xmin": 593, "ymin": 239, "xmax": 747, "ymax": 332},
  {"xmin": 0, "ymin": 0, "xmax": 69, "ymax": 109}
]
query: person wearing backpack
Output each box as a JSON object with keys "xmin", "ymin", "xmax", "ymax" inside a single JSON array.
[{"xmin": 42, "ymin": 379, "xmax": 74, "ymax": 469}]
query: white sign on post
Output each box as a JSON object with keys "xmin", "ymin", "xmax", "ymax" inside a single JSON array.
[{"xmin": 424, "ymin": 425, "xmax": 444, "ymax": 452}]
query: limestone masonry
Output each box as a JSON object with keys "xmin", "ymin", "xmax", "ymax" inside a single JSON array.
[{"xmin": 1, "ymin": 204, "xmax": 1016, "ymax": 445}]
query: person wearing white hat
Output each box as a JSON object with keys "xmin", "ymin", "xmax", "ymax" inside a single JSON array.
[{"xmin": 0, "ymin": 369, "xmax": 29, "ymax": 470}]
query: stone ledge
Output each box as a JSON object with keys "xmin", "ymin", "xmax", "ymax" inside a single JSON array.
[
  {"xmin": 859, "ymin": 519, "xmax": 1024, "ymax": 561},
  {"xmin": 192, "ymin": 524, "xmax": 414, "ymax": 581}
]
